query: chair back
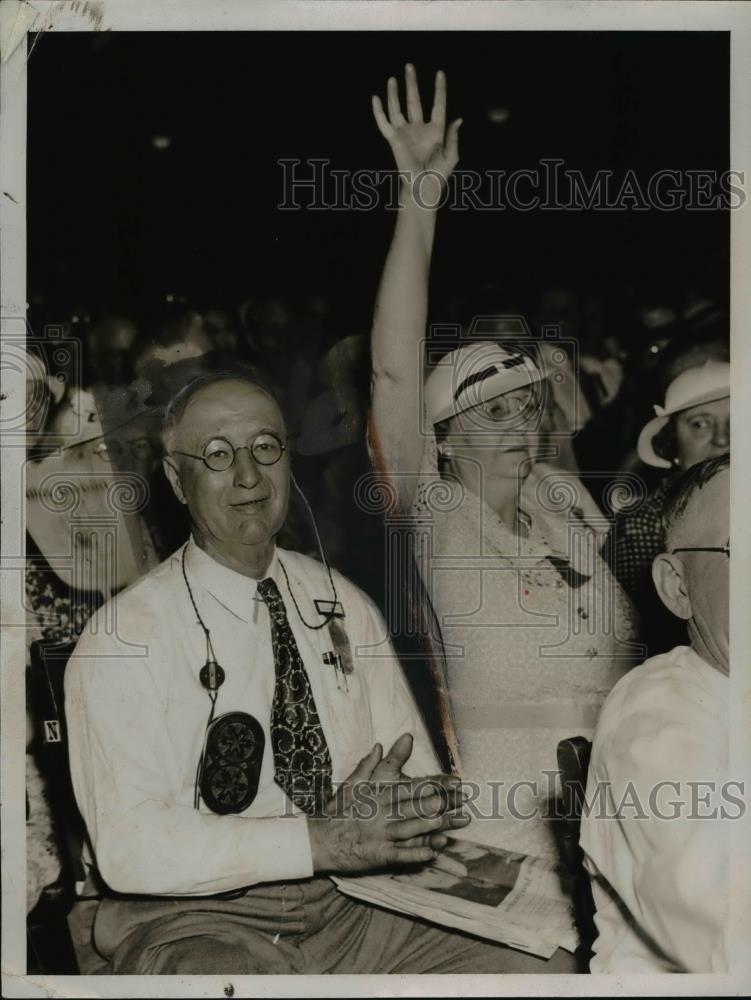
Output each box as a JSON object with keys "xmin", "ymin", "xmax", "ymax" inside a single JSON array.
[
  {"xmin": 557, "ymin": 735, "xmax": 597, "ymax": 971},
  {"xmin": 27, "ymin": 639, "xmax": 87, "ymax": 889}
]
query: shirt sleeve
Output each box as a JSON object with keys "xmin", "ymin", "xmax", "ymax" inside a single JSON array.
[
  {"xmin": 65, "ymin": 614, "xmax": 313, "ymax": 897},
  {"xmin": 582, "ymin": 672, "xmax": 728, "ymax": 972}
]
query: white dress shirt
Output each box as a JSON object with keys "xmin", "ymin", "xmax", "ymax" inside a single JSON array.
[
  {"xmin": 580, "ymin": 645, "xmax": 730, "ymax": 972},
  {"xmin": 65, "ymin": 538, "xmax": 439, "ymax": 897}
]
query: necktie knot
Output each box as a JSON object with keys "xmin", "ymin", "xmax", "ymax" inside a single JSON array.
[{"xmin": 256, "ymin": 577, "xmax": 285, "ymax": 625}]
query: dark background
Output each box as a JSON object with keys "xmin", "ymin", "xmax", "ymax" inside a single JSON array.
[{"xmin": 27, "ymin": 30, "xmax": 729, "ymax": 333}]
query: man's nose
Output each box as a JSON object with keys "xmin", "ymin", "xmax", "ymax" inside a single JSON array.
[{"xmin": 233, "ymin": 447, "xmax": 262, "ymax": 488}]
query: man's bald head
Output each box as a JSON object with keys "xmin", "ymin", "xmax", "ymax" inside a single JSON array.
[{"xmin": 161, "ymin": 363, "xmax": 279, "ymax": 455}]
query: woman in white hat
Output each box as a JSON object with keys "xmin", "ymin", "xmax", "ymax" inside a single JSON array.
[
  {"xmin": 604, "ymin": 360, "xmax": 730, "ymax": 654},
  {"xmin": 368, "ymin": 67, "xmax": 638, "ymax": 872},
  {"xmin": 636, "ymin": 360, "xmax": 730, "ymax": 472}
]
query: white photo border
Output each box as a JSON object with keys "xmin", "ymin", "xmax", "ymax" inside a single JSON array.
[{"xmin": 2, "ymin": 1, "xmax": 750, "ymax": 996}]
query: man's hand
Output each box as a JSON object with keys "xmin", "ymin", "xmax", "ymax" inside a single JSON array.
[
  {"xmin": 308, "ymin": 741, "xmax": 470, "ymax": 875},
  {"xmin": 370, "ymin": 732, "xmax": 414, "ymax": 783},
  {"xmin": 372, "ymin": 64, "xmax": 461, "ymax": 206},
  {"xmin": 370, "ymin": 733, "xmax": 470, "ymax": 854}
]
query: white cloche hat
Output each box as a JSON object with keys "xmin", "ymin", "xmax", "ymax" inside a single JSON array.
[
  {"xmin": 637, "ymin": 360, "xmax": 730, "ymax": 469},
  {"xmin": 424, "ymin": 341, "xmax": 543, "ymax": 425}
]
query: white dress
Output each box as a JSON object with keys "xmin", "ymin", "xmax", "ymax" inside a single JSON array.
[{"xmin": 411, "ymin": 441, "xmax": 640, "ymax": 859}]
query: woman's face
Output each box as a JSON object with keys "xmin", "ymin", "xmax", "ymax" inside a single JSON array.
[
  {"xmin": 674, "ymin": 396, "xmax": 730, "ymax": 469},
  {"xmin": 443, "ymin": 384, "xmax": 543, "ymax": 489}
]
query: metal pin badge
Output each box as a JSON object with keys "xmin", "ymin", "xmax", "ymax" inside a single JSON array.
[
  {"xmin": 200, "ymin": 658, "xmax": 225, "ymax": 692},
  {"xmin": 328, "ymin": 619, "xmax": 353, "ymax": 675}
]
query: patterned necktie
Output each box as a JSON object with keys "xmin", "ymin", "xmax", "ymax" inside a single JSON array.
[{"xmin": 257, "ymin": 577, "xmax": 333, "ymax": 814}]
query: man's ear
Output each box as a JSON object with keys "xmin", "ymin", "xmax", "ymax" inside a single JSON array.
[
  {"xmin": 652, "ymin": 553, "xmax": 692, "ymax": 621},
  {"xmin": 162, "ymin": 455, "xmax": 188, "ymax": 506}
]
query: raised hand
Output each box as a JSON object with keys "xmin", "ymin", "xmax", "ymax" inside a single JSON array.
[
  {"xmin": 372, "ymin": 64, "xmax": 462, "ymax": 201},
  {"xmin": 369, "ymin": 66, "xmax": 464, "ymax": 516}
]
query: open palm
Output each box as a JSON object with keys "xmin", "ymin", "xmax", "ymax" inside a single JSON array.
[{"xmin": 372, "ymin": 64, "xmax": 461, "ymax": 187}]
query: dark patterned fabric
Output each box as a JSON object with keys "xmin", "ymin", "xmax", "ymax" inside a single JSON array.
[
  {"xmin": 26, "ymin": 536, "xmax": 104, "ymax": 645},
  {"xmin": 603, "ymin": 477, "xmax": 687, "ymax": 657},
  {"xmin": 604, "ymin": 478, "xmax": 672, "ymax": 601},
  {"xmin": 257, "ymin": 577, "xmax": 333, "ymax": 814}
]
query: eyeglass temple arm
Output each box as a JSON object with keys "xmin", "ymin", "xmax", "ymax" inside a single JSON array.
[{"xmin": 670, "ymin": 545, "xmax": 729, "ymax": 555}]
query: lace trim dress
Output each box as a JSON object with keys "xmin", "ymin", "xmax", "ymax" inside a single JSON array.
[{"xmin": 410, "ymin": 438, "xmax": 640, "ymax": 859}]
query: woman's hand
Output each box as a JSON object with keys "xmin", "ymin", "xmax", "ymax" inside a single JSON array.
[{"xmin": 372, "ymin": 64, "xmax": 462, "ymax": 206}]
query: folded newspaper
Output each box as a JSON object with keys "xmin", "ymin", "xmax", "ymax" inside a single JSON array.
[{"xmin": 333, "ymin": 836, "xmax": 578, "ymax": 959}]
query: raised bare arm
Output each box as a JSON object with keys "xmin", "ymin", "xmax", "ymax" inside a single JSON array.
[{"xmin": 369, "ymin": 65, "xmax": 461, "ymax": 510}]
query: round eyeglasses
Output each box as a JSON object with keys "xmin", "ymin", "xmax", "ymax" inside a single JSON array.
[
  {"xmin": 474, "ymin": 388, "xmax": 537, "ymax": 423},
  {"xmin": 173, "ymin": 431, "xmax": 286, "ymax": 472}
]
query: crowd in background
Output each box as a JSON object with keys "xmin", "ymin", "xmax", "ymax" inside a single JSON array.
[
  {"xmin": 23, "ymin": 279, "xmax": 729, "ymax": 918},
  {"xmin": 24, "ymin": 281, "xmax": 729, "ymax": 602}
]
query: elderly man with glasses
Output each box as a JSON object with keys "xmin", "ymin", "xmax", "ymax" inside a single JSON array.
[
  {"xmin": 64, "ymin": 363, "xmax": 560, "ymax": 975},
  {"xmin": 580, "ymin": 454, "xmax": 734, "ymax": 972}
]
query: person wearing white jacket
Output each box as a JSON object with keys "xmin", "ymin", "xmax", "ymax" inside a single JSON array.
[{"xmin": 581, "ymin": 455, "xmax": 733, "ymax": 972}]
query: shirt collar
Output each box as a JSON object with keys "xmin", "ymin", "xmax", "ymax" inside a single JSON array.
[
  {"xmin": 183, "ymin": 535, "xmax": 279, "ymax": 624},
  {"xmin": 683, "ymin": 644, "xmax": 729, "ymax": 690}
]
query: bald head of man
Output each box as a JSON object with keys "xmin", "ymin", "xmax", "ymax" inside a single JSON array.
[{"xmin": 652, "ymin": 455, "xmax": 729, "ymax": 675}]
